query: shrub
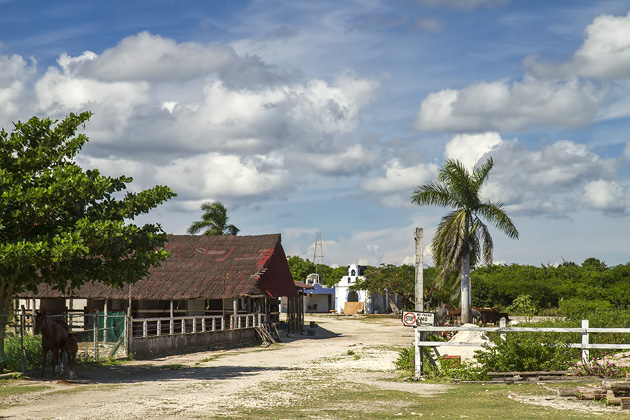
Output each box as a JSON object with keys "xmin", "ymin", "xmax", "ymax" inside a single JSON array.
[
  {"xmin": 394, "ymin": 346, "xmax": 415, "ymax": 371},
  {"xmin": 573, "ymin": 353, "xmax": 630, "ymax": 378},
  {"xmin": 507, "ymin": 294, "xmax": 538, "ymax": 321},
  {"xmin": 474, "ymin": 330, "xmax": 578, "ymax": 372},
  {"xmin": 3, "ymin": 332, "xmax": 42, "ymax": 373}
]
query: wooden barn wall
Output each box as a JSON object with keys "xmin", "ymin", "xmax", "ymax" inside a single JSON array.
[{"xmin": 129, "ymin": 329, "xmax": 257, "ymax": 359}]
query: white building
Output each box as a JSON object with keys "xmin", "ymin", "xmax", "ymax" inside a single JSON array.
[
  {"xmin": 334, "ymin": 264, "xmax": 370, "ymax": 314},
  {"xmin": 334, "ymin": 264, "xmax": 397, "ymax": 314}
]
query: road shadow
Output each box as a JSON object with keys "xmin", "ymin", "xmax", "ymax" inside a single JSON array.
[
  {"xmin": 22, "ymin": 323, "xmax": 340, "ymax": 385},
  {"xmin": 275, "ymin": 322, "xmax": 340, "ymax": 344},
  {"xmin": 25, "ymin": 363, "xmax": 300, "ymax": 385}
]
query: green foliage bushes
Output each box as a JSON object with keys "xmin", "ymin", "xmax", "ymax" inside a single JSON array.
[
  {"xmin": 472, "ymin": 260, "xmax": 630, "ymax": 311},
  {"xmin": 2, "ymin": 333, "xmax": 42, "ymax": 373}
]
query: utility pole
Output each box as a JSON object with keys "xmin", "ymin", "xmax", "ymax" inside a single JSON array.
[{"xmin": 414, "ymin": 227, "xmax": 424, "ymax": 378}]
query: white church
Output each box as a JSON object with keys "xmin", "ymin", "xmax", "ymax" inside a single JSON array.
[{"xmin": 334, "ymin": 264, "xmax": 394, "ymax": 314}]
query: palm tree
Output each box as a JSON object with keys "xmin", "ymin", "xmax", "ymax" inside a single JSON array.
[
  {"xmin": 187, "ymin": 201, "xmax": 240, "ymax": 236},
  {"xmin": 410, "ymin": 157, "xmax": 518, "ymax": 323}
]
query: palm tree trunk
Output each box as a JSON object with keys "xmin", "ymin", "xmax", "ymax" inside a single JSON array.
[{"xmin": 460, "ymin": 251, "xmax": 471, "ymax": 323}]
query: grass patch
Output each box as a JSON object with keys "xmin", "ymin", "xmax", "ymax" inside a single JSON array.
[{"xmin": 208, "ymin": 380, "xmax": 624, "ymax": 419}]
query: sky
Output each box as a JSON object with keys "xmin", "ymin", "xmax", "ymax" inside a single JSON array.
[{"xmin": 2, "ymin": 0, "xmax": 630, "ymax": 269}]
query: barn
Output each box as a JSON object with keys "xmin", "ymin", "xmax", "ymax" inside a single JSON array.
[{"xmin": 15, "ymin": 234, "xmax": 298, "ymax": 358}]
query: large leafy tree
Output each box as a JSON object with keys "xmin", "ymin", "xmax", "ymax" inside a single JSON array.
[
  {"xmin": 0, "ymin": 112, "xmax": 176, "ymax": 361},
  {"xmin": 410, "ymin": 157, "xmax": 519, "ymax": 322},
  {"xmin": 187, "ymin": 201, "xmax": 239, "ymax": 236}
]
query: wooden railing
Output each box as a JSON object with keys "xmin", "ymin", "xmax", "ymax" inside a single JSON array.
[
  {"xmin": 131, "ymin": 313, "xmax": 266, "ymax": 338},
  {"xmin": 413, "ymin": 319, "xmax": 630, "ymax": 363}
]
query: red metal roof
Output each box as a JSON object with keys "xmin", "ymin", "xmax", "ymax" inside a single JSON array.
[{"xmin": 18, "ymin": 234, "xmax": 298, "ymax": 300}]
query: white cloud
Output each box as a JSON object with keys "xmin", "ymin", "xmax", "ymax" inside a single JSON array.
[
  {"xmin": 0, "ymin": 55, "xmax": 37, "ymax": 123},
  {"xmin": 78, "ymin": 151, "xmax": 292, "ymax": 204},
  {"xmin": 56, "ymin": 32, "xmax": 284, "ymax": 88},
  {"xmin": 415, "ymin": 76, "xmax": 603, "ymax": 132},
  {"xmin": 581, "ymin": 180, "xmax": 627, "ymax": 213},
  {"xmin": 362, "ymin": 160, "xmax": 438, "ymax": 194},
  {"xmin": 444, "ymin": 132, "xmax": 503, "ymax": 169},
  {"xmin": 480, "ymin": 138, "xmax": 619, "ymax": 215},
  {"xmin": 297, "ymin": 144, "xmax": 378, "ymax": 176},
  {"xmin": 526, "ymin": 13, "xmax": 630, "ymax": 81}
]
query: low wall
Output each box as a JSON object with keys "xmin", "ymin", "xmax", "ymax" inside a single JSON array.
[{"xmin": 129, "ymin": 328, "xmax": 257, "ymax": 359}]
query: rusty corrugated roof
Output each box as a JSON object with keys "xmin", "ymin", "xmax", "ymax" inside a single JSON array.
[{"xmin": 18, "ymin": 234, "xmax": 298, "ymax": 300}]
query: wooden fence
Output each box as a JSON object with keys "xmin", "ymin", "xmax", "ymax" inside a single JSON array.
[
  {"xmin": 130, "ymin": 313, "xmax": 266, "ymax": 339},
  {"xmin": 414, "ymin": 319, "xmax": 630, "ymax": 364}
]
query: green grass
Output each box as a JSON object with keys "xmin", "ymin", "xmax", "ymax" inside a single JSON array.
[
  {"xmin": 207, "ymin": 380, "xmax": 624, "ymax": 419},
  {"xmin": 0, "ymin": 380, "xmax": 50, "ymax": 407}
]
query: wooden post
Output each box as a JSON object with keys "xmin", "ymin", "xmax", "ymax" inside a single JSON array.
[
  {"xmin": 170, "ymin": 300, "xmax": 174, "ymax": 335},
  {"xmin": 20, "ymin": 305, "xmax": 26, "ymax": 373},
  {"xmin": 103, "ymin": 298, "xmax": 109, "ymax": 344},
  {"xmin": 233, "ymin": 299, "xmax": 238, "ymax": 329},
  {"xmin": 582, "ymin": 319, "xmax": 589, "ymax": 364},
  {"xmin": 414, "ymin": 228, "xmax": 424, "ymax": 379},
  {"xmin": 93, "ymin": 310, "xmax": 99, "ymax": 360}
]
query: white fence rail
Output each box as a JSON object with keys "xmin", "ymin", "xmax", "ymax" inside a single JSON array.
[
  {"xmin": 414, "ymin": 319, "xmax": 630, "ymax": 363},
  {"xmin": 131, "ymin": 313, "xmax": 266, "ymax": 339}
]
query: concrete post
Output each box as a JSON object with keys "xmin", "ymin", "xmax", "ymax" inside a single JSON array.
[{"xmin": 414, "ymin": 228, "xmax": 424, "ymax": 378}]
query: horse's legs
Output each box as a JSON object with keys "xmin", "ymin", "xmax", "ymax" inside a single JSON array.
[
  {"xmin": 67, "ymin": 350, "xmax": 76, "ymax": 379},
  {"xmin": 41, "ymin": 349, "xmax": 47, "ymax": 377},
  {"xmin": 51, "ymin": 348, "xmax": 58, "ymax": 376},
  {"xmin": 59, "ymin": 349, "xmax": 66, "ymax": 374}
]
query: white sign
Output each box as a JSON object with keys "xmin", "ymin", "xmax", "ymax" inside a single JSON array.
[{"xmin": 401, "ymin": 311, "xmax": 435, "ymax": 327}]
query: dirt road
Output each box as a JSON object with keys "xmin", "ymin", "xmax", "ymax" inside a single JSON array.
[{"xmin": 1, "ymin": 315, "xmax": 446, "ymax": 419}]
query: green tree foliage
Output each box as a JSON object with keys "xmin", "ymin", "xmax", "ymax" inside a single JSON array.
[
  {"xmin": 353, "ymin": 265, "xmax": 444, "ymax": 311},
  {"xmin": 0, "ymin": 112, "xmax": 175, "ymax": 361},
  {"xmin": 472, "ymin": 261, "xmax": 630, "ymax": 311},
  {"xmin": 286, "ymin": 256, "xmax": 346, "ymax": 287},
  {"xmin": 187, "ymin": 201, "xmax": 239, "ymax": 236},
  {"xmin": 411, "ymin": 157, "xmax": 519, "ymax": 322},
  {"xmin": 359, "ymin": 264, "xmax": 416, "ymax": 309}
]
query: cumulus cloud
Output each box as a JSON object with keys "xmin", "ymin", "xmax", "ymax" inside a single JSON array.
[
  {"xmin": 16, "ymin": 32, "xmax": 380, "ymax": 207},
  {"xmin": 580, "ymin": 180, "xmax": 628, "ymax": 213},
  {"xmin": 55, "ymin": 32, "xmax": 285, "ymax": 88},
  {"xmin": 362, "ymin": 160, "xmax": 438, "ymax": 194},
  {"xmin": 444, "ymin": 132, "xmax": 502, "ymax": 169},
  {"xmin": 415, "ymin": 76, "xmax": 603, "ymax": 132},
  {"xmin": 477, "ymin": 137, "xmax": 620, "ymax": 215},
  {"xmin": 0, "ymin": 55, "xmax": 37, "ymax": 123},
  {"xmin": 78, "ymin": 151, "xmax": 292, "ymax": 204},
  {"xmin": 361, "ymin": 131, "xmax": 626, "ymax": 216},
  {"xmin": 526, "ymin": 13, "xmax": 630, "ymax": 81}
]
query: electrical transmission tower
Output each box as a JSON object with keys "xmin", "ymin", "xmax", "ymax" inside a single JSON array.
[{"xmin": 313, "ymin": 232, "xmax": 324, "ymax": 273}]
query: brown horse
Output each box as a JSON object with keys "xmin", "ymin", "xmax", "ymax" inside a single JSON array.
[
  {"xmin": 34, "ymin": 311, "xmax": 69, "ymax": 377},
  {"xmin": 64, "ymin": 335, "xmax": 79, "ymax": 379}
]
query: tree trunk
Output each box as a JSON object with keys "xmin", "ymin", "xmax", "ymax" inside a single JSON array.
[
  {"xmin": 0, "ymin": 279, "xmax": 15, "ymax": 364},
  {"xmin": 460, "ymin": 251, "xmax": 471, "ymax": 323}
]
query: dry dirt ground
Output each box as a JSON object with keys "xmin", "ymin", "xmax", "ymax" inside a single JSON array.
[
  {"xmin": 1, "ymin": 315, "xmax": 447, "ymax": 419},
  {"xmin": 1, "ymin": 315, "xmax": 620, "ymax": 419}
]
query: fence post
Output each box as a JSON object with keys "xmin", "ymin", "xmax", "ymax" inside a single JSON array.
[
  {"xmin": 500, "ymin": 317, "xmax": 507, "ymax": 340},
  {"xmin": 93, "ymin": 310, "xmax": 99, "ymax": 360},
  {"xmin": 20, "ymin": 306, "xmax": 26, "ymax": 373},
  {"xmin": 582, "ymin": 319, "xmax": 589, "ymax": 364}
]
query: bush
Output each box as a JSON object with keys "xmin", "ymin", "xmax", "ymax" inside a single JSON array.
[
  {"xmin": 474, "ymin": 330, "xmax": 578, "ymax": 372},
  {"xmin": 573, "ymin": 353, "xmax": 630, "ymax": 378},
  {"xmin": 394, "ymin": 347, "xmax": 414, "ymax": 371},
  {"xmin": 559, "ymin": 298, "xmax": 612, "ymax": 320},
  {"xmin": 3, "ymin": 332, "xmax": 42, "ymax": 373}
]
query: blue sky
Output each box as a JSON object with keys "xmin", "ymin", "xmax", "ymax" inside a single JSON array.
[{"xmin": 2, "ymin": 0, "xmax": 630, "ymax": 268}]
